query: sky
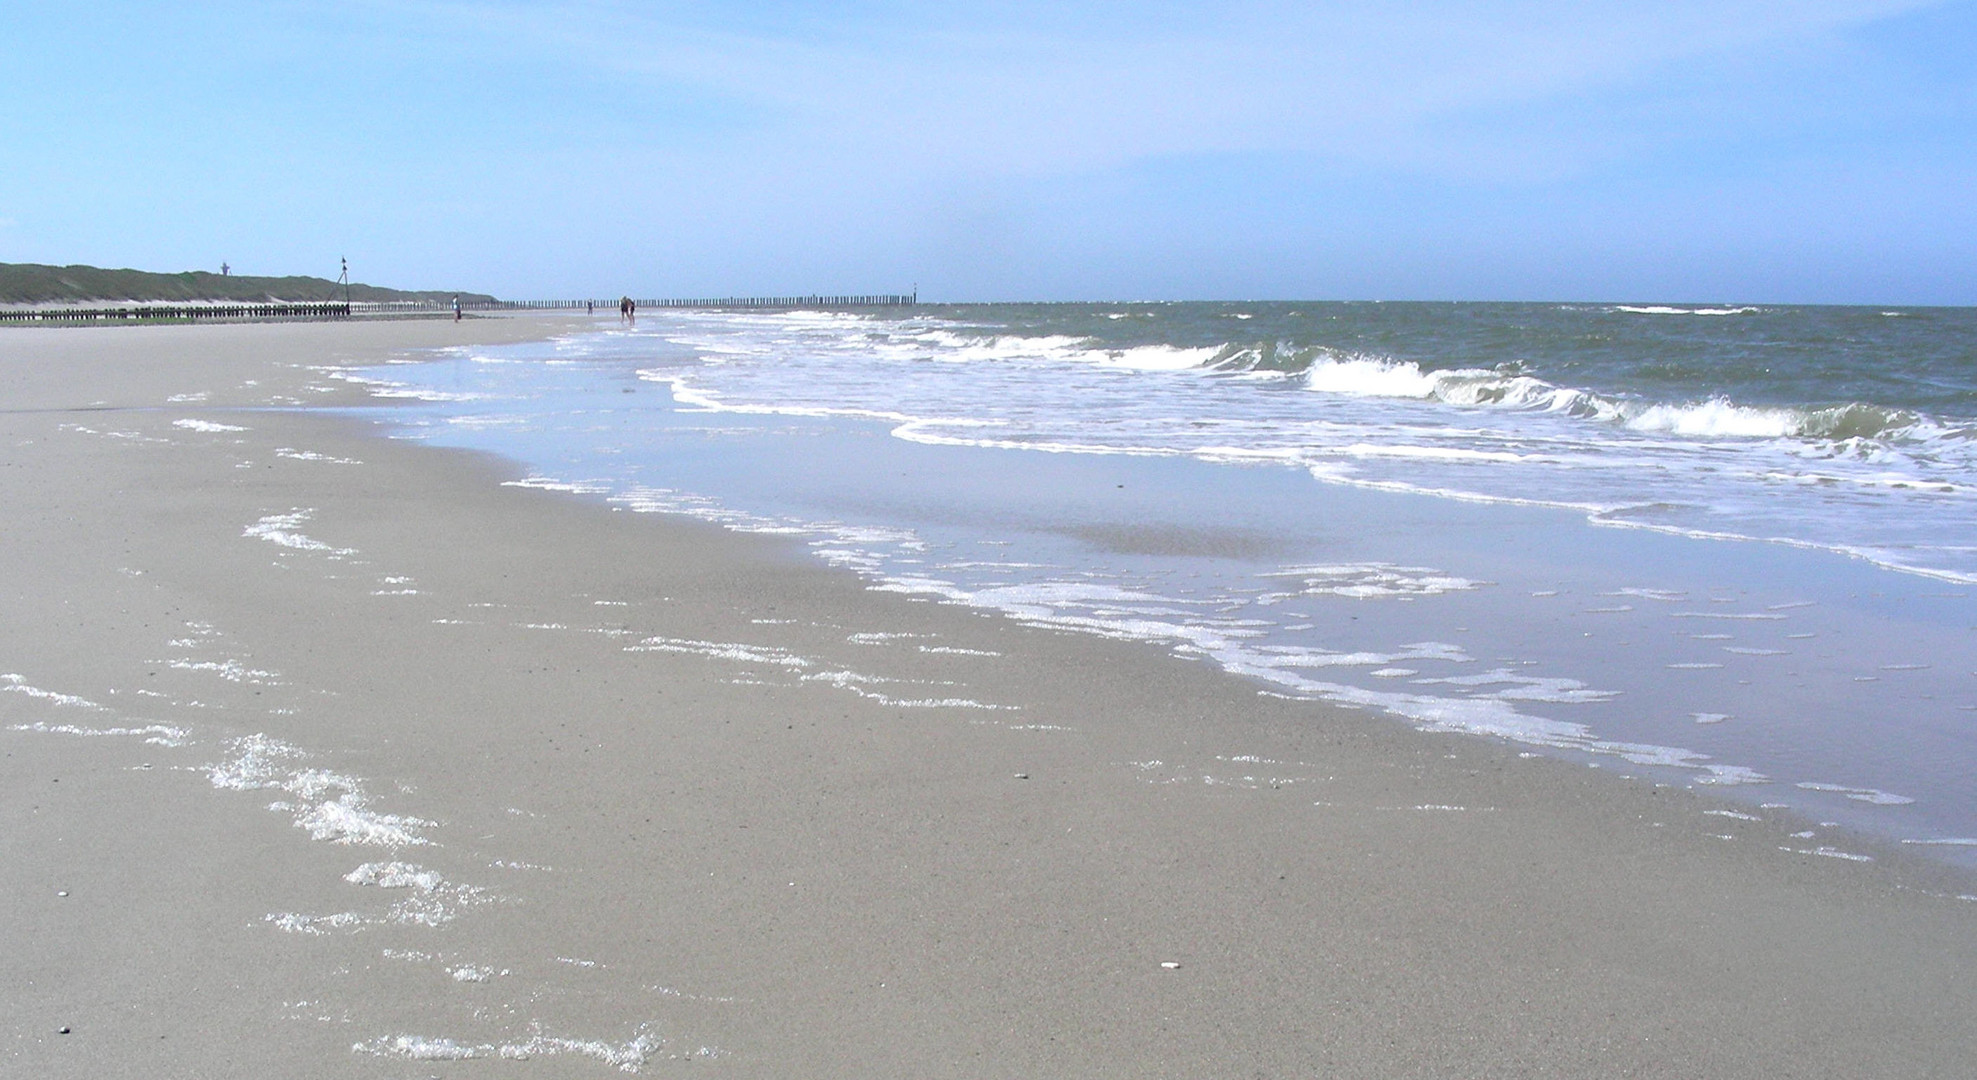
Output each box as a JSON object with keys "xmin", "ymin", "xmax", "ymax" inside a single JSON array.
[{"xmin": 2, "ymin": 1, "xmax": 1973, "ymax": 303}]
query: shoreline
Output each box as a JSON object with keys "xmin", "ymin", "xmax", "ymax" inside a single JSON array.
[
  {"xmin": 369, "ymin": 322, "xmax": 1977, "ymax": 869},
  {"xmin": 5, "ymin": 317, "xmax": 1976, "ymax": 1077}
]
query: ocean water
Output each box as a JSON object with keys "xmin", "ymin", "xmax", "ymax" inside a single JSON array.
[{"xmin": 352, "ymin": 302, "xmax": 1977, "ymax": 868}]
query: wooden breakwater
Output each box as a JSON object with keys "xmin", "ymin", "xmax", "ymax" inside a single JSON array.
[
  {"xmin": 419, "ymin": 294, "xmax": 918, "ymax": 311},
  {"xmin": 2, "ymin": 293, "xmax": 919, "ymax": 326},
  {"xmin": 0, "ymin": 302, "xmax": 351, "ymax": 325}
]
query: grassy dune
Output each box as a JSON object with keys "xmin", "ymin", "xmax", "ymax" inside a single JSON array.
[{"xmin": 0, "ymin": 262, "xmax": 496, "ymax": 305}]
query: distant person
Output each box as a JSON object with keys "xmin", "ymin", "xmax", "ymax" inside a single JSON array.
[
  {"xmin": 587, "ymin": 299, "xmax": 594, "ymax": 315},
  {"xmin": 453, "ymin": 295, "xmax": 462, "ymax": 321},
  {"xmin": 628, "ymin": 297, "xmax": 636, "ymax": 323},
  {"xmin": 620, "ymin": 296, "xmax": 631, "ymax": 323}
]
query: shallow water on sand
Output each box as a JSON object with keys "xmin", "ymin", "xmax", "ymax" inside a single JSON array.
[{"xmin": 347, "ymin": 316, "xmax": 1977, "ymax": 869}]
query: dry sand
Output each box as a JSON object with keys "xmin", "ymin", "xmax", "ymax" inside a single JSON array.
[{"xmin": 3, "ymin": 317, "xmax": 1975, "ymax": 1078}]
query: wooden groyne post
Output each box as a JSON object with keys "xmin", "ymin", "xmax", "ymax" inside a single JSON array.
[
  {"xmin": 436, "ymin": 293, "xmax": 920, "ymax": 312},
  {"xmin": 0, "ymin": 302, "xmax": 352, "ymax": 326},
  {"xmin": 1, "ymin": 293, "xmax": 920, "ymax": 326}
]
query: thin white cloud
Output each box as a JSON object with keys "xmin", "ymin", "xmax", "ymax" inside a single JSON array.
[
  {"xmin": 407, "ymin": 0, "xmax": 1943, "ymax": 180},
  {"xmin": 13, "ymin": 1, "xmax": 1967, "ymax": 299}
]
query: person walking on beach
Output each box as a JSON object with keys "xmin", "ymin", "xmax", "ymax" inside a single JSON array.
[
  {"xmin": 453, "ymin": 295, "xmax": 462, "ymax": 321},
  {"xmin": 587, "ymin": 299, "xmax": 594, "ymax": 316},
  {"xmin": 619, "ymin": 296, "xmax": 630, "ymax": 323}
]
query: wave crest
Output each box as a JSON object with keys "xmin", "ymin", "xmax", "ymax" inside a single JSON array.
[
  {"xmin": 1614, "ymin": 305, "xmax": 1761, "ymax": 316},
  {"xmin": 1201, "ymin": 345, "xmax": 1949, "ymax": 446},
  {"xmin": 712, "ymin": 316, "xmax": 1964, "ymax": 467}
]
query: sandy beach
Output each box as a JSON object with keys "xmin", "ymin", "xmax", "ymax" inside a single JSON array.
[{"xmin": 5, "ymin": 316, "xmax": 1976, "ymax": 1078}]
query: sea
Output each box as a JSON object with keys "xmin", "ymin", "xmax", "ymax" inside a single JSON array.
[{"xmin": 350, "ymin": 301, "xmax": 1977, "ymax": 869}]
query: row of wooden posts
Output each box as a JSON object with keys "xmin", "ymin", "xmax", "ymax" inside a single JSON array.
[
  {"xmin": 1, "ymin": 295, "xmax": 920, "ymax": 325},
  {"xmin": 0, "ymin": 302, "xmax": 353, "ymax": 325},
  {"xmin": 441, "ymin": 294, "xmax": 919, "ymax": 311}
]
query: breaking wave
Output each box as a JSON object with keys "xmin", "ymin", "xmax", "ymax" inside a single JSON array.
[
  {"xmin": 1099, "ymin": 340, "xmax": 1955, "ymax": 449},
  {"xmin": 1613, "ymin": 305, "xmax": 1762, "ymax": 316},
  {"xmin": 664, "ymin": 311, "xmax": 1966, "ymax": 456},
  {"xmin": 630, "ymin": 308, "xmax": 1977, "ymax": 582}
]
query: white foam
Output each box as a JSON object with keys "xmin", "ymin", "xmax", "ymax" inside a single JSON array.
[
  {"xmin": 1607, "ymin": 587, "xmax": 1686, "ymax": 601},
  {"xmin": 1615, "ymin": 306, "xmax": 1760, "ymax": 316},
  {"xmin": 207, "ymin": 734, "xmax": 433, "ymax": 846},
  {"xmin": 335, "ymin": 370, "xmax": 488, "ymax": 402},
  {"xmin": 1794, "ymin": 781, "xmax": 1915, "ymax": 806},
  {"xmin": 378, "ymin": 322, "xmax": 1946, "ymax": 832},
  {"xmin": 2, "ymin": 673, "xmax": 108, "ymax": 710},
  {"xmin": 267, "ymin": 911, "xmax": 368, "ymax": 935},
  {"xmin": 625, "ymin": 636, "xmax": 809, "ymax": 667},
  {"xmin": 243, "ymin": 509, "xmax": 356, "ymax": 556},
  {"xmin": 275, "ymin": 447, "xmax": 363, "ymax": 464},
  {"xmin": 848, "ymin": 559, "xmax": 1784, "ymax": 786},
  {"xmin": 344, "ymin": 861, "xmax": 445, "ymax": 891},
  {"xmin": 644, "ymin": 324, "xmax": 1977, "ymax": 588},
  {"xmin": 1781, "ymin": 845, "xmax": 1875, "ymax": 863},
  {"xmin": 1410, "ymin": 668, "xmax": 1616, "ymax": 704},
  {"xmin": 276, "ymin": 862, "xmax": 490, "ymax": 932},
  {"xmin": 356, "ymin": 1034, "xmax": 482, "ymax": 1060},
  {"xmin": 633, "ymin": 310, "xmax": 1977, "ymax": 592},
  {"xmin": 1089, "ymin": 344, "xmax": 1225, "ymax": 371},
  {"xmin": 1624, "ymin": 399, "xmax": 1799, "ymax": 438},
  {"xmin": 173, "ymin": 418, "xmax": 248, "ymax": 432},
  {"xmin": 503, "ymin": 476, "xmax": 614, "ymax": 497},
  {"xmin": 1260, "ymin": 562, "xmax": 1479, "ymax": 599},
  {"xmin": 800, "ymin": 669, "xmax": 1013, "ymax": 710},
  {"xmin": 168, "ymin": 658, "xmax": 281, "ymax": 683},
  {"xmin": 295, "ymin": 795, "xmax": 435, "ymax": 847},
  {"xmin": 1302, "ymin": 356, "xmax": 1446, "ymax": 398},
  {"xmin": 66, "ymin": 420, "xmax": 176, "ymax": 443},
  {"xmin": 10, "ymin": 720, "xmax": 189, "ymax": 746}
]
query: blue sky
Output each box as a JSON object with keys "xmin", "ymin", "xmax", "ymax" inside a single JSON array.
[{"xmin": 2, "ymin": 1, "xmax": 1972, "ymax": 302}]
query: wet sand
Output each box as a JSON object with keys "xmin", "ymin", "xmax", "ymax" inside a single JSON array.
[{"xmin": 4, "ymin": 316, "xmax": 1976, "ymax": 1078}]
